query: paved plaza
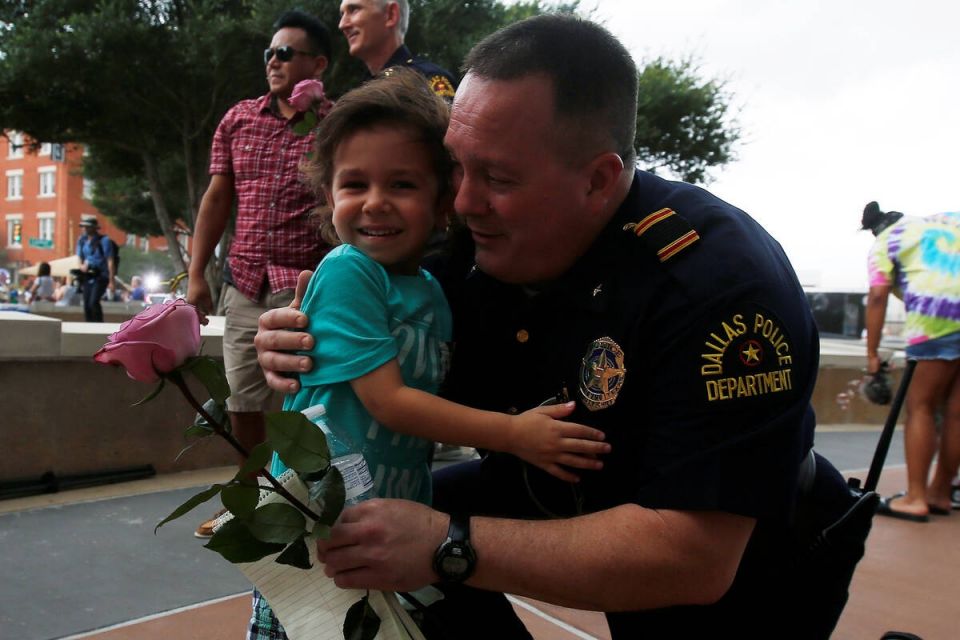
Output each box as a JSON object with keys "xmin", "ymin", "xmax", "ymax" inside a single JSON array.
[{"xmin": 4, "ymin": 427, "xmax": 958, "ymax": 639}]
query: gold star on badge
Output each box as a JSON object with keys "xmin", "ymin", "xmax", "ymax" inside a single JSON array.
[{"xmin": 741, "ymin": 343, "xmax": 761, "ymax": 364}]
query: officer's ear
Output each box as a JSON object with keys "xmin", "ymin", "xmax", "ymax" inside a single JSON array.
[
  {"xmin": 384, "ymin": 1, "xmax": 401, "ymax": 30},
  {"xmin": 434, "ymin": 191, "xmax": 455, "ymax": 231},
  {"xmin": 583, "ymin": 151, "xmax": 625, "ymax": 213}
]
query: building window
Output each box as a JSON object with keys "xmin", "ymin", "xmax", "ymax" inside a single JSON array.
[
  {"xmin": 126, "ymin": 233, "xmax": 138, "ymax": 246},
  {"xmin": 83, "ymin": 178, "xmax": 94, "ymax": 200},
  {"xmin": 6, "ymin": 215, "xmax": 23, "ymax": 248},
  {"xmin": 7, "ymin": 131, "xmax": 24, "ymax": 159},
  {"xmin": 38, "ymin": 166, "xmax": 56, "ymax": 197},
  {"xmin": 39, "ymin": 142, "xmax": 52, "ymax": 156},
  {"xmin": 141, "ymin": 237, "xmax": 150, "ymax": 251},
  {"xmin": 6, "ymin": 170, "xmax": 23, "ymax": 200},
  {"xmin": 37, "ymin": 213, "xmax": 55, "ymax": 243}
]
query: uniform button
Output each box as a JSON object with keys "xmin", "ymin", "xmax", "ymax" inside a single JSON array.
[{"xmin": 516, "ymin": 329, "xmax": 529, "ymax": 343}]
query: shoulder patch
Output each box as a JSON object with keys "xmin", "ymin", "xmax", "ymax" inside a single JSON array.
[
  {"xmin": 427, "ymin": 75, "xmax": 456, "ymax": 99},
  {"xmin": 623, "ymin": 207, "xmax": 700, "ymax": 262},
  {"xmin": 699, "ymin": 306, "xmax": 794, "ymax": 404}
]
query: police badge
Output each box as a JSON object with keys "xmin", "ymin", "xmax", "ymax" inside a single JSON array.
[{"xmin": 579, "ymin": 337, "xmax": 626, "ymax": 411}]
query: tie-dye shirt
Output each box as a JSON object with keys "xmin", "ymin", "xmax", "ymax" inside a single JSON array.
[{"xmin": 868, "ymin": 212, "xmax": 960, "ymax": 345}]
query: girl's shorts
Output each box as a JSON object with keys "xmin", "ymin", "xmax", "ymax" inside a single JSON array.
[{"xmin": 906, "ymin": 330, "xmax": 960, "ymax": 361}]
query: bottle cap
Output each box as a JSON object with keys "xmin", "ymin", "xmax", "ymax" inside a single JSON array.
[{"xmin": 301, "ymin": 404, "xmax": 327, "ymax": 421}]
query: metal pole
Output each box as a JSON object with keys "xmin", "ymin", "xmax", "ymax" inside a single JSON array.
[{"xmin": 864, "ymin": 359, "xmax": 917, "ymax": 493}]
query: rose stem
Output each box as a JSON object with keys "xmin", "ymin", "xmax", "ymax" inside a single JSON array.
[{"xmin": 169, "ymin": 372, "xmax": 322, "ymax": 522}]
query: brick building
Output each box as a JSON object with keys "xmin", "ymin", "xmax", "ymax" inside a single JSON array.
[{"xmin": 1, "ymin": 131, "xmax": 168, "ymax": 276}]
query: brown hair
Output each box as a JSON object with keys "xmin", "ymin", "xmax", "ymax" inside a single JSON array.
[
  {"xmin": 463, "ymin": 14, "xmax": 638, "ymax": 168},
  {"xmin": 302, "ymin": 67, "xmax": 453, "ymax": 245}
]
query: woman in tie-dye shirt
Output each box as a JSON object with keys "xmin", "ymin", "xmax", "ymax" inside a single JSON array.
[{"xmin": 863, "ymin": 203, "xmax": 960, "ymax": 521}]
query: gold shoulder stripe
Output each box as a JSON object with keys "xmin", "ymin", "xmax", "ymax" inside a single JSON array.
[
  {"xmin": 624, "ymin": 207, "xmax": 675, "ymax": 237},
  {"xmin": 657, "ymin": 229, "xmax": 700, "ymax": 262},
  {"xmin": 623, "ymin": 206, "xmax": 701, "ymax": 262}
]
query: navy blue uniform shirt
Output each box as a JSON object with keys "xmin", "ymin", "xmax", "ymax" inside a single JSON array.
[{"xmin": 369, "ymin": 44, "xmax": 457, "ymax": 102}]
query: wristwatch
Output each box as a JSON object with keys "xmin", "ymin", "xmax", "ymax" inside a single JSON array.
[{"xmin": 433, "ymin": 513, "xmax": 477, "ymax": 583}]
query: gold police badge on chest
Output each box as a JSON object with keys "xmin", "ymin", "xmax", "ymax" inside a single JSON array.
[{"xmin": 579, "ymin": 337, "xmax": 626, "ymax": 411}]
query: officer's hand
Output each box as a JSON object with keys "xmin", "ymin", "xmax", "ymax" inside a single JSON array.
[
  {"xmin": 316, "ymin": 499, "xmax": 447, "ymax": 591},
  {"xmin": 255, "ymin": 270, "xmax": 314, "ymax": 394},
  {"xmin": 185, "ymin": 276, "xmax": 213, "ymax": 325},
  {"xmin": 510, "ymin": 402, "xmax": 611, "ymax": 483}
]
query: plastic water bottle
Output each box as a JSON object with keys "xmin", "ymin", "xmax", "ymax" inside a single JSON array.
[{"xmin": 301, "ymin": 404, "xmax": 375, "ymax": 505}]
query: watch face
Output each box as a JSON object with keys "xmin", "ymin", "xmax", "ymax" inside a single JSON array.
[{"xmin": 441, "ymin": 555, "xmax": 469, "ymax": 575}]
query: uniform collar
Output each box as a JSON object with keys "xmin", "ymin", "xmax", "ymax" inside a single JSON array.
[
  {"xmin": 384, "ymin": 44, "xmax": 414, "ymax": 69},
  {"xmin": 363, "ymin": 45, "xmax": 415, "ymax": 81}
]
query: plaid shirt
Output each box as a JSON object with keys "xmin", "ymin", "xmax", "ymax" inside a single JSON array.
[
  {"xmin": 248, "ymin": 590, "xmax": 287, "ymax": 640},
  {"xmin": 210, "ymin": 94, "xmax": 330, "ymax": 301}
]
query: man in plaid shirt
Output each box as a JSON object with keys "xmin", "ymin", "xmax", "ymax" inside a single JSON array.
[{"xmin": 187, "ymin": 9, "xmax": 333, "ymax": 540}]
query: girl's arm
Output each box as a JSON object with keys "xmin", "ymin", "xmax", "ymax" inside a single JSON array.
[{"xmin": 350, "ymin": 360, "xmax": 610, "ymax": 482}]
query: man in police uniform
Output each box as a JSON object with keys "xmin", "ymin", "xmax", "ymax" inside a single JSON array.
[
  {"xmin": 255, "ymin": 15, "xmax": 871, "ymax": 638},
  {"xmin": 338, "ymin": 0, "xmax": 456, "ymax": 101}
]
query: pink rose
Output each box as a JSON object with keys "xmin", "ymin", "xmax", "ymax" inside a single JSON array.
[
  {"xmin": 94, "ymin": 299, "xmax": 201, "ymax": 383},
  {"xmin": 289, "ymin": 79, "xmax": 326, "ymax": 112}
]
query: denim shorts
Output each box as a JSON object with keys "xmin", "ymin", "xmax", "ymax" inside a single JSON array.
[{"xmin": 906, "ymin": 330, "xmax": 960, "ymax": 361}]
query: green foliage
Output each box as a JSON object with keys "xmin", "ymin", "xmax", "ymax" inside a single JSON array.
[
  {"xmin": 309, "ymin": 466, "xmax": 346, "ymax": 526},
  {"xmin": 182, "ymin": 356, "xmax": 231, "ymax": 405},
  {"xmin": 635, "ymin": 57, "xmax": 740, "ymax": 184},
  {"xmin": 266, "ymin": 411, "xmax": 332, "ymax": 473},
  {"xmin": 205, "ymin": 517, "xmax": 287, "ymax": 563},
  {"xmin": 221, "ymin": 483, "xmax": 260, "ymax": 519},
  {"xmin": 276, "ymin": 535, "xmax": 312, "ymax": 570},
  {"xmin": 132, "ymin": 378, "xmax": 165, "ymax": 407},
  {"xmin": 236, "ymin": 442, "xmax": 274, "ymax": 479},
  {"xmin": 154, "ymin": 483, "xmax": 224, "ymax": 534},
  {"xmin": 245, "ymin": 503, "xmax": 308, "ymax": 544},
  {"xmin": 344, "ymin": 595, "xmax": 381, "ymax": 640}
]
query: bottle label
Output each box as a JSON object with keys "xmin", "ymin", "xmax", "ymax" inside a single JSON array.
[{"xmin": 336, "ymin": 454, "xmax": 375, "ymax": 502}]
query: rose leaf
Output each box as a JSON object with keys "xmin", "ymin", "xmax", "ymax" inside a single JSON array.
[
  {"xmin": 344, "ymin": 595, "xmax": 381, "ymax": 640},
  {"xmin": 154, "ymin": 484, "xmax": 223, "ymax": 534},
  {"xmin": 246, "ymin": 502, "xmax": 306, "ymax": 544},
  {"xmin": 265, "ymin": 411, "xmax": 330, "ymax": 473},
  {"xmin": 235, "ymin": 442, "xmax": 274, "ymax": 480},
  {"xmin": 204, "ymin": 518, "xmax": 285, "ymax": 563},
  {"xmin": 276, "ymin": 534, "xmax": 312, "ymax": 570},
  {"xmin": 182, "ymin": 356, "xmax": 230, "ymax": 404},
  {"xmin": 132, "ymin": 379, "xmax": 165, "ymax": 406},
  {"xmin": 221, "ymin": 483, "xmax": 260, "ymax": 520},
  {"xmin": 310, "ymin": 466, "xmax": 345, "ymax": 526}
]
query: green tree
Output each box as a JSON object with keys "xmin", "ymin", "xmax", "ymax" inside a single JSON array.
[
  {"xmin": 635, "ymin": 57, "xmax": 739, "ymax": 184},
  {"xmin": 0, "ymin": 0, "xmax": 270, "ymax": 274},
  {"xmin": 1, "ymin": 0, "xmax": 739, "ymax": 294}
]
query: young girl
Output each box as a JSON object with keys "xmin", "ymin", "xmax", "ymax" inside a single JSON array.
[{"xmin": 252, "ymin": 69, "xmax": 609, "ymax": 638}]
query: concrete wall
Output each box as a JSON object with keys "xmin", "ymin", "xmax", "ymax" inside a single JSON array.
[
  {"xmin": 0, "ymin": 311, "xmax": 903, "ymax": 486},
  {"xmin": 0, "ymin": 311, "xmax": 234, "ymax": 484}
]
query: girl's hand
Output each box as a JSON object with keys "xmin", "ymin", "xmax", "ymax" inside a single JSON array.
[{"xmin": 509, "ymin": 402, "xmax": 611, "ymax": 483}]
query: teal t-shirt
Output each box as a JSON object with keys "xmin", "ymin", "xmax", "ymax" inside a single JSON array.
[{"xmin": 273, "ymin": 245, "xmax": 452, "ymax": 505}]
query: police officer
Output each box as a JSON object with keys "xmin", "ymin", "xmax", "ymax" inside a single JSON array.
[
  {"xmin": 257, "ymin": 15, "xmax": 870, "ymax": 639},
  {"xmin": 338, "ymin": 0, "xmax": 456, "ymax": 101}
]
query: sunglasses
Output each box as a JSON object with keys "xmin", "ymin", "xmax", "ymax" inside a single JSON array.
[{"xmin": 263, "ymin": 45, "xmax": 317, "ymax": 64}]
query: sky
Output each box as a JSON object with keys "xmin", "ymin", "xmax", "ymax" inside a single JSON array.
[{"xmin": 585, "ymin": 0, "xmax": 959, "ymax": 290}]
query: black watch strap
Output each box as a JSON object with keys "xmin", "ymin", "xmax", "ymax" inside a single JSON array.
[
  {"xmin": 447, "ymin": 512, "xmax": 470, "ymax": 544},
  {"xmin": 433, "ymin": 512, "xmax": 477, "ymax": 583}
]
